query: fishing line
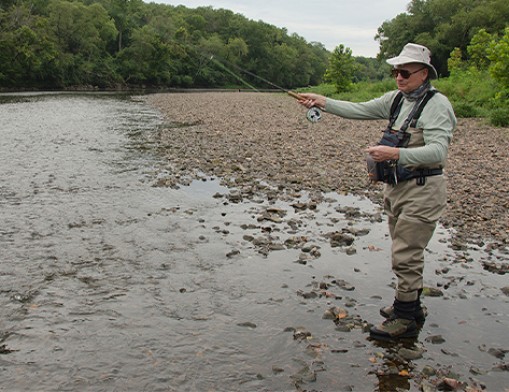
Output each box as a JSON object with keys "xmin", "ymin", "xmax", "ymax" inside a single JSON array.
[
  {"xmin": 208, "ymin": 53, "xmax": 322, "ymax": 123},
  {"xmin": 208, "ymin": 56, "xmax": 259, "ymax": 92},
  {"xmin": 177, "ymin": 40, "xmax": 322, "ymax": 123}
]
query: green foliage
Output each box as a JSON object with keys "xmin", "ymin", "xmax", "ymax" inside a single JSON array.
[
  {"xmin": 489, "ymin": 107, "xmax": 509, "ymax": 127},
  {"xmin": 377, "ymin": 0, "xmax": 509, "ymax": 77},
  {"xmin": 0, "ymin": 0, "xmax": 328, "ymax": 89},
  {"xmin": 324, "ymin": 44, "xmax": 355, "ymax": 92},
  {"xmin": 486, "ymin": 27, "xmax": 509, "ymax": 94}
]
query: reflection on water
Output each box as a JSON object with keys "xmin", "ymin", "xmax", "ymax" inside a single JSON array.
[{"xmin": 0, "ymin": 92, "xmax": 507, "ymax": 391}]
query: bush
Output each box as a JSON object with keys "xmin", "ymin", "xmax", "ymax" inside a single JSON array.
[
  {"xmin": 489, "ymin": 107, "xmax": 509, "ymax": 127},
  {"xmin": 451, "ymin": 102, "xmax": 479, "ymax": 118}
]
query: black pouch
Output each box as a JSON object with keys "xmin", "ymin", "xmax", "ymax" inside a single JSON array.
[
  {"xmin": 367, "ymin": 155, "xmax": 398, "ymax": 184},
  {"xmin": 379, "ymin": 129, "xmax": 411, "ymax": 148},
  {"xmin": 366, "ymin": 155, "xmax": 383, "ymax": 182},
  {"xmin": 367, "ymin": 128, "xmax": 409, "ymax": 184}
]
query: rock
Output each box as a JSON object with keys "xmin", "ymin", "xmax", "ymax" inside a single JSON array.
[
  {"xmin": 425, "ymin": 335, "xmax": 446, "ymax": 344},
  {"xmin": 487, "ymin": 347, "xmax": 506, "ymax": 359},
  {"xmin": 226, "ymin": 249, "xmax": 240, "ymax": 258},
  {"xmin": 237, "ymin": 322, "xmax": 257, "ymax": 328},
  {"xmin": 327, "ymin": 232, "xmax": 355, "ymax": 247},
  {"xmin": 423, "ymin": 287, "xmax": 444, "ymax": 297},
  {"xmin": 398, "ymin": 347, "xmax": 425, "ymax": 360},
  {"xmin": 421, "ymin": 365, "xmax": 436, "ymax": 376}
]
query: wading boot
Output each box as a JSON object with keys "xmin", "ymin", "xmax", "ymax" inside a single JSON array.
[
  {"xmin": 369, "ymin": 317, "xmax": 418, "ymax": 340},
  {"xmin": 370, "ymin": 298, "xmax": 420, "ymax": 340},
  {"xmin": 379, "ymin": 304, "xmax": 427, "ymax": 324}
]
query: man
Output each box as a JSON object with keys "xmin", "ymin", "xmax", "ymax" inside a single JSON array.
[{"xmin": 298, "ymin": 43, "xmax": 456, "ymax": 340}]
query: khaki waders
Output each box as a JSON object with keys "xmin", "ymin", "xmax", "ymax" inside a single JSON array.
[{"xmin": 384, "ymin": 175, "xmax": 447, "ymax": 302}]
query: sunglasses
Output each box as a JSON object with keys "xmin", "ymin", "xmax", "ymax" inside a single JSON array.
[{"xmin": 391, "ymin": 67, "xmax": 426, "ymax": 79}]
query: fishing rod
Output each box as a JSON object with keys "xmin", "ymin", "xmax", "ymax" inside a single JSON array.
[
  {"xmin": 207, "ymin": 53, "xmax": 323, "ymax": 123},
  {"xmin": 167, "ymin": 39, "xmax": 323, "ymax": 122}
]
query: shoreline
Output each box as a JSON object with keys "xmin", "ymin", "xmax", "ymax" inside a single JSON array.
[{"xmin": 145, "ymin": 91, "xmax": 508, "ymax": 254}]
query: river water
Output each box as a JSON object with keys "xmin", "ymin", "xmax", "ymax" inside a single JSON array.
[{"xmin": 0, "ymin": 92, "xmax": 507, "ymax": 392}]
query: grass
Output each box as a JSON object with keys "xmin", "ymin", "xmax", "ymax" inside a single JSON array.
[{"xmin": 297, "ymin": 71, "xmax": 509, "ymax": 126}]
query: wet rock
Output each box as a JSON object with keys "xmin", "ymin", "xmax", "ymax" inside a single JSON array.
[
  {"xmin": 293, "ymin": 327, "xmax": 312, "ymax": 341},
  {"xmin": 332, "ymin": 279, "xmax": 355, "ymax": 291},
  {"xmin": 297, "ymin": 290, "xmax": 318, "ymax": 300},
  {"xmin": 398, "ymin": 347, "xmax": 424, "ymax": 360},
  {"xmin": 242, "ymin": 234, "xmax": 255, "ymax": 242},
  {"xmin": 436, "ymin": 377, "xmax": 465, "ymax": 391},
  {"xmin": 237, "ymin": 322, "xmax": 257, "ymax": 328},
  {"xmin": 257, "ymin": 212, "xmax": 282, "ymax": 223},
  {"xmin": 272, "ymin": 365, "xmax": 284, "ymax": 374},
  {"xmin": 420, "ymin": 380, "xmax": 437, "ymax": 392},
  {"xmin": 327, "ymin": 231, "xmax": 355, "ymax": 247},
  {"xmin": 440, "ymin": 348, "xmax": 459, "ymax": 357},
  {"xmin": 345, "ymin": 246, "xmax": 357, "ymax": 255},
  {"xmin": 493, "ymin": 363, "xmax": 509, "ymax": 371},
  {"xmin": 284, "ymin": 235, "xmax": 309, "ymax": 248},
  {"xmin": 487, "ymin": 347, "xmax": 506, "ymax": 359},
  {"xmin": 425, "ymin": 335, "xmax": 446, "ymax": 344},
  {"xmin": 301, "ymin": 243, "xmax": 319, "ymax": 253},
  {"xmin": 0, "ymin": 344, "xmax": 16, "ymax": 354},
  {"xmin": 421, "ymin": 365, "xmax": 436, "ymax": 377},
  {"xmin": 322, "ymin": 306, "xmax": 349, "ymax": 320},
  {"xmin": 227, "ymin": 190, "xmax": 243, "ymax": 203},
  {"xmin": 266, "ymin": 207, "xmax": 287, "ymax": 217},
  {"xmin": 423, "ymin": 287, "xmax": 444, "ymax": 297},
  {"xmin": 482, "ymin": 261, "xmax": 509, "ymax": 275},
  {"xmin": 296, "ymin": 252, "xmax": 314, "ymax": 264},
  {"xmin": 290, "ymin": 363, "xmax": 316, "ymax": 383},
  {"xmin": 252, "ymin": 236, "xmax": 269, "ymax": 246},
  {"xmin": 469, "ymin": 366, "xmax": 487, "ymax": 375},
  {"xmin": 343, "ymin": 227, "xmax": 370, "ymax": 236},
  {"xmin": 226, "ymin": 249, "xmax": 240, "ymax": 258}
]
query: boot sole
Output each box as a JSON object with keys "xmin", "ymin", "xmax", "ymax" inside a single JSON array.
[{"xmin": 369, "ymin": 328, "xmax": 419, "ymax": 341}]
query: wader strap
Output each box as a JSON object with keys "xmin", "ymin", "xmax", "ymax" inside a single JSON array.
[
  {"xmin": 387, "ymin": 89, "xmax": 437, "ymax": 134},
  {"xmin": 404, "ymin": 168, "xmax": 443, "ymax": 186}
]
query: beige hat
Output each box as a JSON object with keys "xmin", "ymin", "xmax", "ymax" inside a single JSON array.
[{"xmin": 387, "ymin": 43, "xmax": 438, "ymax": 79}]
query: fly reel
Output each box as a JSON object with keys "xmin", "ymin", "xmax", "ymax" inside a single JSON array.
[{"xmin": 306, "ymin": 107, "xmax": 322, "ymax": 123}]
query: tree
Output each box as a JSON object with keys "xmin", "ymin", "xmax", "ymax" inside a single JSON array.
[
  {"xmin": 47, "ymin": 0, "xmax": 117, "ymax": 86},
  {"xmin": 486, "ymin": 27, "xmax": 509, "ymax": 96},
  {"xmin": 324, "ymin": 44, "xmax": 355, "ymax": 92},
  {"xmin": 376, "ymin": 0, "xmax": 509, "ymax": 76}
]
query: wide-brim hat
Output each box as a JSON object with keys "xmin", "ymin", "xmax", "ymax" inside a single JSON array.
[{"xmin": 386, "ymin": 43, "xmax": 438, "ymax": 79}]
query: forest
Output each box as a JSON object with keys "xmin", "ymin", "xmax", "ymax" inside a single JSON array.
[{"xmin": 0, "ymin": 0, "xmax": 508, "ymax": 97}]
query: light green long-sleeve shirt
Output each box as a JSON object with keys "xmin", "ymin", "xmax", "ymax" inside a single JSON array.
[{"xmin": 325, "ymin": 89, "xmax": 457, "ymax": 168}]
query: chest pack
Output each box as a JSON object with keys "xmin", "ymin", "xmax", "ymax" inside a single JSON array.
[{"xmin": 367, "ymin": 89, "xmax": 442, "ymax": 185}]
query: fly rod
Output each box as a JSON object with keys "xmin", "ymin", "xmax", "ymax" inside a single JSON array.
[{"xmin": 207, "ymin": 53, "xmax": 323, "ymax": 123}]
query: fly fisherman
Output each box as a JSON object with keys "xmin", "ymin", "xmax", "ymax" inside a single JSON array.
[{"xmin": 298, "ymin": 43, "xmax": 456, "ymax": 340}]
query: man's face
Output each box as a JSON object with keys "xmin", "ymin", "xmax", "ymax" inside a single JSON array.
[{"xmin": 392, "ymin": 63, "xmax": 429, "ymax": 94}]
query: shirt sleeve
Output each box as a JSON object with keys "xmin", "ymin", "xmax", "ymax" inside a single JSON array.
[{"xmin": 324, "ymin": 91, "xmax": 397, "ymax": 120}]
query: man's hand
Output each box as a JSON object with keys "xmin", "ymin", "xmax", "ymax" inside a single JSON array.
[
  {"xmin": 297, "ymin": 93, "xmax": 326, "ymax": 110},
  {"xmin": 366, "ymin": 145, "xmax": 400, "ymax": 162}
]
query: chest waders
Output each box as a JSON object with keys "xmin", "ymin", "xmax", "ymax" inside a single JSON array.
[{"xmin": 367, "ymin": 90, "xmax": 442, "ymax": 186}]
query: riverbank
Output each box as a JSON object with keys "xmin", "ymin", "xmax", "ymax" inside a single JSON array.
[{"xmin": 145, "ymin": 91, "xmax": 508, "ymax": 254}]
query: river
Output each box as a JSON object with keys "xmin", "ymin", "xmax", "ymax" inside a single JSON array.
[{"xmin": 0, "ymin": 92, "xmax": 507, "ymax": 391}]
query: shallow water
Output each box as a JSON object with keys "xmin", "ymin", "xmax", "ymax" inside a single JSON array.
[{"xmin": 0, "ymin": 92, "xmax": 507, "ymax": 391}]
